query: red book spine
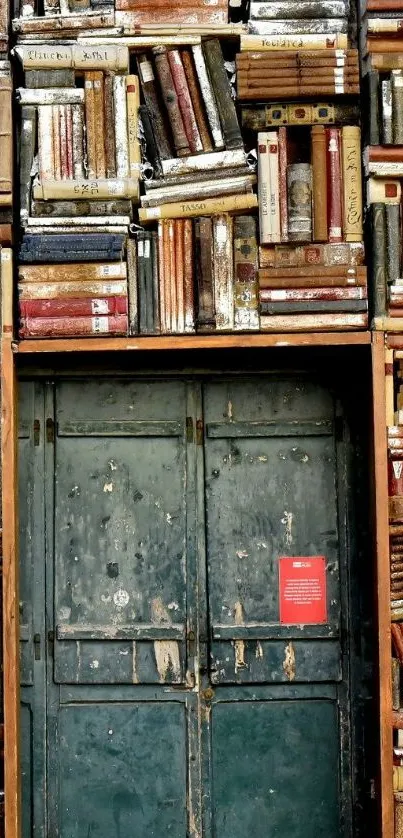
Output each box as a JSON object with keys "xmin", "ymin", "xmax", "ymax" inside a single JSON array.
[
  {"xmin": 326, "ymin": 127, "xmax": 343, "ymax": 243},
  {"xmin": 19, "ymin": 314, "xmax": 128, "ymax": 338},
  {"xmin": 259, "ymin": 287, "xmax": 365, "ymax": 302},
  {"xmin": 66, "ymin": 103, "xmax": 73, "ymax": 180},
  {"xmin": 389, "ymin": 457, "xmax": 403, "ymax": 495},
  {"xmin": 278, "ymin": 126, "xmax": 288, "ymax": 242},
  {"xmin": 20, "ymin": 297, "xmax": 128, "ymax": 318},
  {"xmin": 370, "ymin": 146, "xmax": 403, "ymax": 162},
  {"xmin": 167, "ymin": 49, "xmax": 203, "ymax": 154}
]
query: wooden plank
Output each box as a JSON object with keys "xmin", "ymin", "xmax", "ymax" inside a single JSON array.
[
  {"xmin": 14, "ymin": 331, "xmax": 372, "ymax": 354},
  {"xmin": 372, "ymin": 331, "xmax": 394, "ymax": 838},
  {"xmin": 1, "ymin": 249, "xmax": 21, "ymax": 838},
  {"xmin": 385, "ymin": 348, "xmax": 395, "ymax": 427}
]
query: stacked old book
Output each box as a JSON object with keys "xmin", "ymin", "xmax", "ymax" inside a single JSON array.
[
  {"xmin": 237, "ymin": 49, "xmax": 360, "ymax": 99},
  {"xmin": 247, "ymin": 0, "xmax": 350, "ymax": 39},
  {"xmin": 255, "ymin": 118, "xmax": 367, "ymax": 330},
  {"xmin": 360, "ymin": 0, "xmax": 403, "ymax": 70}
]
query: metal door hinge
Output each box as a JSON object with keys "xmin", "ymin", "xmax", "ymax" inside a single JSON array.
[
  {"xmin": 186, "ymin": 416, "xmax": 194, "ymax": 443},
  {"xmin": 46, "ymin": 418, "xmax": 55, "ymax": 443},
  {"xmin": 33, "ymin": 419, "xmax": 40, "ymax": 446},
  {"xmin": 196, "ymin": 419, "xmax": 204, "ymax": 446}
]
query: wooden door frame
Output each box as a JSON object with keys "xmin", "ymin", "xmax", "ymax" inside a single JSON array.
[{"xmin": 0, "ymin": 335, "xmax": 391, "ymax": 838}]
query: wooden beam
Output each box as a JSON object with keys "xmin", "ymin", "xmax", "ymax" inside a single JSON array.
[
  {"xmin": 14, "ymin": 331, "xmax": 372, "ymax": 354},
  {"xmin": 372, "ymin": 331, "xmax": 394, "ymax": 838}
]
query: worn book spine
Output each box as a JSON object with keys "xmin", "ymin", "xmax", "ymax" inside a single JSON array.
[
  {"xmin": 250, "ymin": 0, "xmax": 347, "ymax": 17},
  {"xmin": 268, "ymin": 131, "xmax": 281, "ymax": 243},
  {"xmin": 195, "ymin": 216, "xmax": 215, "ymax": 329},
  {"xmin": 137, "ymin": 232, "xmax": 146, "ymax": 333},
  {"xmin": 126, "ymin": 75, "xmax": 141, "ymax": 178},
  {"xmin": 20, "ymin": 297, "xmax": 127, "ymax": 317},
  {"xmin": 66, "ymin": 103, "xmax": 74, "ymax": 180},
  {"xmin": 72, "ymin": 104, "xmax": 85, "ymax": 179},
  {"xmin": 191, "ymin": 44, "xmax": 224, "ymax": 149},
  {"xmin": 153, "ymin": 46, "xmax": 190, "ymax": 158},
  {"xmin": 372, "ymin": 202, "xmax": 387, "ymax": 318},
  {"xmin": 175, "ymin": 219, "xmax": 185, "ymax": 333},
  {"xmin": 167, "ymin": 50, "xmax": 202, "ymax": 155},
  {"xmin": 18, "ymin": 261, "xmax": 127, "ymax": 282},
  {"xmin": 161, "ymin": 148, "xmax": 246, "ymax": 177},
  {"xmin": 59, "ymin": 105, "xmax": 67, "ymax": 180},
  {"xmin": 93, "ymin": 71, "xmax": 106, "ymax": 178},
  {"xmin": 52, "ymin": 105, "xmax": 61, "ymax": 180},
  {"xmin": 381, "ymin": 79, "xmax": 393, "ymax": 145},
  {"xmin": 84, "ymin": 72, "xmax": 96, "ymax": 178},
  {"xmin": 16, "ymin": 87, "xmax": 85, "ymax": 106},
  {"xmin": 386, "ymin": 204, "xmax": 401, "ymax": 285},
  {"xmin": 144, "ymin": 231, "xmax": 154, "ymax": 333},
  {"xmin": 393, "ymin": 658, "xmax": 401, "ymax": 710},
  {"xmin": 260, "ymin": 287, "xmax": 365, "ymax": 301},
  {"xmin": 392, "ymin": 71, "xmax": 403, "ymax": 145},
  {"xmin": 126, "ymin": 237, "xmax": 138, "ymax": 334},
  {"xmin": 277, "ymin": 126, "xmax": 288, "ymax": 242},
  {"xmin": 33, "ymin": 177, "xmax": 140, "ymax": 201},
  {"xmin": 240, "ymin": 33, "xmax": 348, "ymax": 49},
  {"xmin": 249, "ymin": 18, "xmax": 347, "ymax": 35},
  {"xmin": 20, "ymin": 106, "xmax": 36, "ymax": 225},
  {"xmin": 25, "ymin": 69, "xmax": 76, "ymax": 87},
  {"xmin": 157, "ymin": 222, "xmax": 166, "ymax": 332},
  {"xmin": 203, "ymin": 38, "xmax": 243, "ymax": 150},
  {"xmin": 139, "ymin": 104, "xmax": 163, "ymax": 177},
  {"xmin": 258, "ymin": 132, "xmax": 271, "ymax": 244},
  {"xmin": 113, "ymin": 73, "xmax": 129, "ymax": 178},
  {"xmin": 213, "ymin": 214, "xmax": 234, "ymax": 330},
  {"xmin": 367, "ymin": 70, "xmax": 380, "ymax": 146},
  {"xmin": 19, "ymin": 314, "xmax": 128, "ymax": 337},
  {"xmin": 18, "ymin": 279, "xmax": 128, "ymax": 299},
  {"xmin": 233, "ymin": 215, "xmax": 259, "ymax": 330},
  {"xmin": 183, "ymin": 219, "xmax": 195, "ymax": 332},
  {"xmin": 327, "ymin": 127, "xmax": 342, "ymax": 243},
  {"xmin": 368, "ymin": 178, "xmax": 401, "ymax": 205},
  {"xmin": 241, "ymin": 101, "xmax": 360, "ymax": 130},
  {"xmin": 38, "ymin": 105, "xmax": 54, "ymax": 180},
  {"xmin": 341, "ymin": 126, "xmax": 363, "ymax": 243},
  {"xmin": 287, "ymin": 163, "xmax": 312, "ymax": 241},
  {"xmin": 259, "ymin": 264, "xmax": 366, "ymax": 281},
  {"xmin": 260, "ymin": 312, "xmax": 367, "ymax": 330},
  {"xmin": 136, "ymin": 54, "xmax": 172, "ymax": 161},
  {"xmin": 15, "ymin": 45, "xmax": 130, "ymax": 72},
  {"xmin": 142, "ymin": 173, "xmax": 255, "ymax": 207},
  {"xmin": 168, "ymin": 219, "xmax": 177, "ymax": 332},
  {"xmin": 311, "ymin": 125, "xmax": 328, "ymax": 242},
  {"xmin": 103, "ymin": 72, "xmax": 116, "ymax": 179},
  {"xmin": 151, "ymin": 230, "xmax": 160, "ymax": 333},
  {"xmin": 181, "ymin": 49, "xmax": 213, "ymax": 153},
  {"xmin": 260, "ymin": 299, "xmax": 367, "ymax": 314},
  {"xmin": 31, "ymin": 199, "xmax": 131, "ymax": 217},
  {"xmin": 138, "ymin": 192, "xmax": 257, "ymax": 222}
]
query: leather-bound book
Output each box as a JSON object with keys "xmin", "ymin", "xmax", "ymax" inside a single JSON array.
[
  {"xmin": 93, "ymin": 71, "xmax": 106, "ymax": 178},
  {"xmin": 242, "ymin": 102, "xmax": 360, "ymax": 131},
  {"xmin": 311, "ymin": 125, "xmax": 327, "ymax": 242},
  {"xmin": 0, "ymin": 74, "xmax": 12, "ymax": 195},
  {"xmin": 260, "ymin": 312, "xmax": 367, "ymax": 330},
  {"xmin": 38, "ymin": 105, "xmax": 54, "ymax": 180},
  {"xmin": 386, "ymin": 204, "xmax": 401, "ymax": 285},
  {"xmin": 163, "ymin": 219, "xmax": 172, "ymax": 332},
  {"xmin": 167, "ymin": 50, "xmax": 202, "ymax": 155},
  {"xmin": 136, "ymin": 53, "xmax": 172, "ymax": 161},
  {"xmin": 191, "ymin": 45, "xmax": 224, "ymax": 150},
  {"xmin": 278, "ymin": 126, "xmax": 288, "ymax": 241},
  {"xmin": 20, "ymin": 298, "xmax": 127, "ymax": 318},
  {"xmin": 72, "ymin": 104, "xmax": 85, "ymax": 179},
  {"xmin": 260, "ymin": 287, "xmax": 366, "ymax": 303},
  {"xmin": 51, "ymin": 105, "xmax": 61, "ymax": 180},
  {"xmin": 25, "ymin": 69, "xmax": 76, "ymax": 88},
  {"xmin": 181, "ymin": 50, "xmax": 213, "ymax": 153},
  {"xmin": 259, "ymin": 241, "xmax": 365, "ymax": 269},
  {"xmin": 341, "ymin": 126, "xmax": 362, "ymax": 242},
  {"xmin": 137, "ymin": 231, "xmax": 147, "ymax": 333},
  {"xmin": 126, "ymin": 75, "xmax": 141, "ymax": 179},
  {"xmin": 157, "ymin": 222, "xmax": 166, "ymax": 332},
  {"xmin": 233, "ymin": 215, "xmax": 259, "ymax": 331},
  {"xmin": 175, "ymin": 219, "xmax": 185, "ymax": 333},
  {"xmin": 113, "ymin": 74, "xmax": 129, "ymax": 178},
  {"xmin": 183, "ymin": 219, "xmax": 195, "ymax": 332},
  {"xmin": 195, "ymin": 216, "xmax": 215, "ymax": 330},
  {"xmin": 287, "ymin": 163, "xmax": 312, "ymax": 241},
  {"xmin": 18, "ymin": 279, "xmax": 128, "ymax": 300},
  {"xmin": 65, "ymin": 104, "xmax": 73, "ymax": 180},
  {"xmin": 20, "ymin": 315, "xmax": 128, "ymax": 338},
  {"xmin": 127, "ymin": 237, "xmax": 138, "ymax": 334},
  {"xmin": 84, "ymin": 72, "xmax": 97, "ymax": 178},
  {"xmin": 260, "ymin": 299, "xmax": 368, "ymax": 314},
  {"xmin": 18, "ymin": 262, "xmax": 127, "ymax": 283},
  {"xmin": 326, "ymin": 127, "xmax": 342, "ymax": 243},
  {"xmin": 259, "ymin": 264, "xmax": 367, "ymax": 287},
  {"xmin": 153, "ymin": 46, "xmax": 190, "ymax": 158},
  {"xmin": 371, "ymin": 202, "xmax": 387, "ymax": 318},
  {"xmin": 144, "ymin": 231, "xmax": 154, "ymax": 333},
  {"xmin": 392, "ymin": 71, "xmax": 403, "ymax": 145},
  {"xmin": 213, "ymin": 214, "xmax": 234, "ymax": 330},
  {"xmin": 168, "ymin": 219, "xmax": 177, "ymax": 332},
  {"xmin": 104, "ymin": 72, "xmax": 117, "ymax": 179},
  {"xmin": 59, "ymin": 105, "xmax": 68, "ymax": 180},
  {"xmin": 139, "ymin": 104, "xmax": 162, "ymax": 178},
  {"xmin": 202, "ymin": 39, "xmax": 243, "ymax": 150}
]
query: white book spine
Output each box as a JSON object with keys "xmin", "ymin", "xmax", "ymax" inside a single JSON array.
[
  {"xmin": 268, "ymin": 130, "xmax": 281, "ymax": 243},
  {"xmin": 17, "ymin": 88, "xmax": 85, "ymax": 106},
  {"xmin": 72, "ymin": 103, "xmax": 85, "ymax": 179},
  {"xmin": 213, "ymin": 214, "xmax": 234, "ymax": 331},
  {"xmin": 38, "ymin": 105, "xmax": 54, "ymax": 180},
  {"xmin": 258, "ymin": 132, "xmax": 272, "ymax": 244},
  {"xmin": 113, "ymin": 74, "xmax": 129, "ymax": 178},
  {"xmin": 191, "ymin": 44, "xmax": 224, "ymax": 150}
]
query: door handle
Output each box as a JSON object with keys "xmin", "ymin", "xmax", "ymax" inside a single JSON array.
[{"xmin": 33, "ymin": 633, "xmax": 41, "ymax": 661}]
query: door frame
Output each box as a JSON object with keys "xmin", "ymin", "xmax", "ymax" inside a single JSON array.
[{"xmin": 1, "ymin": 336, "xmax": 387, "ymax": 838}]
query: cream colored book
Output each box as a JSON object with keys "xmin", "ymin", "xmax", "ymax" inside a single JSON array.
[
  {"xmin": 367, "ymin": 177, "xmax": 401, "ymax": 204},
  {"xmin": 258, "ymin": 132, "xmax": 271, "ymax": 244},
  {"xmin": 341, "ymin": 125, "xmax": 363, "ymax": 242},
  {"xmin": 78, "ymin": 34, "xmax": 202, "ymax": 47},
  {"xmin": 14, "ymin": 44, "xmax": 130, "ymax": 71},
  {"xmin": 17, "ymin": 87, "xmax": 85, "ymax": 105},
  {"xmin": 33, "ymin": 177, "xmax": 140, "ymax": 201},
  {"xmin": 38, "ymin": 105, "xmax": 54, "ymax": 180},
  {"xmin": 126, "ymin": 74, "xmax": 141, "ymax": 178},
  {"xmin": 138, "ymin": 193, "xmax": 258, "ymax": 222},
  {"xmin": 240, "ymin": 32, "xmax": 348, "ymax": 50},
  {"xmin": 114, "ymin": 74, "xmax": 129, "ymax": 178}
]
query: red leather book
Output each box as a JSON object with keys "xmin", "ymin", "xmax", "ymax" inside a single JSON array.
[
  {"xmin": 278, "ymin": 126, "xmax": 288, "ymax": 242},
  {"xmin": 20, "ymin": 297, "xmax": 127, "ymax": 318},
  {"xmin": 153, "ymin": 46, "xmax": 190, "ymax": 158},
  {"xmin": 19, "ymin": 314, "xmax": 128, "ymax": 338},
  {"xmin": 259, "ymin": 287, "xmax": 366, "ymax": 302},
  {"xmin": 369, "ymin": 146, "xmax": 403, "ymax": 161},
  {"xmin": 326, "ymin": 127, "xmax": 343, "ymax": 243},
  {"xmin": 167, "ymin": 50, "xmax": 203, "ymax": 155}
]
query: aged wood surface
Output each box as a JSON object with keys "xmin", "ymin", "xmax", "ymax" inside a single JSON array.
[{"xmin": 372, "ymin": 331, "xmax": 394, "ymax": 838}]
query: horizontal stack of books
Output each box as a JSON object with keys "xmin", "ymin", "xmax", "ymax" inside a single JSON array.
[
  {"xmin": 237, "ymin": 49, "xmax": 360, "ymax": 99},
  {"xmin": 361, "ymin": 0, "xmax": 403, "ymax": 68},
  {"xmin": 243, "ymin": 0, "xmax": 349, "ymax": 50}
]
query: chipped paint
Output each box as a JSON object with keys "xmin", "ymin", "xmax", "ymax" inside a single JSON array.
[
  {"xmin": 89, "ymin": 659, "xmax": 99, "ymax": 669},
  {"xmin": 168, "ymin": 602, "xmax": 179, "ymax": 611},
  {"xmin": 103, "ymin": 482, "xmax": 113, "ymax": 493},
  {"xmin": 132, "ymin": 641, "xmax": 139, "ymax": 684},
  {"xmin": 166, "ymin": 513, "xmax": 173, "ymax": 525},
  {"xmin": 258, "ymin": 455, "xmax": 268, "ymax": 462},
  {"xmin": 113, "ymin": 588, "xmax": 130, "ymax": 608},
  {"xmin": 281, "ymin": 510, "xmax": 294, "ymax": 545},
  {"xmin": 283, "ymin": 641, "xmax": 296, "ymax": 681},
  {"xmin": 151, "ymin": 597, "xmax": 181, "ymax": 682},
  {"xmin": 236, "ymin": 550, "xmax": 248, "ymax": 559},
  {"xmin": 108, "ymin": 459, "xmax": 117, "ymax": 471},
  {"xmin": 227, "ymin": 400, "xmax": 233, "ymax": 420},
  {"xmin": 256, "ymin": 641, "xmax": 264, "ymax": 659},
  {"xmin": 234, "ymin": 601, "xmax": 247, "ymax": 672}
]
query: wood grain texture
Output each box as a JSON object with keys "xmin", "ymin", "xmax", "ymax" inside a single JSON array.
[{"xmin": 371, "ymin": 331, "xmax": 394, "ymax": 838}]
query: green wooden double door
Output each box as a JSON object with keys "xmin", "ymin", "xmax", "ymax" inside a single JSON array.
[{"xmin": 18, "ymin": 373, "xmax": 374, "ymax": 838}]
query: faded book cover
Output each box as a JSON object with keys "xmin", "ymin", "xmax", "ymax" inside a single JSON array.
[
  {"xmin": 0, "ymin": 76, "xmax": 12, "ymax": 194},
  {"xmin": 213, "ymin": 213, "xmax": 234, "ymax": 330},
  {"xmin": 311, "ymin": 125, "xmax": 327, "ymax": 242},
  {"xmin": 233, "ymin": 215, "xmax": 259, "ymax": 330}
]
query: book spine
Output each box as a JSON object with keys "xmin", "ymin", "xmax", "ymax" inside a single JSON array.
[
  {"xmin": 31, "ymin": 199, "xmax": 131, "ymax": 217},
  {"xmin": 137, "ymin": 231, "xmax": 146, "ymax": 333},
  {"xmin": 52, "ymin": 104, "xmax": 61, "ymax": 180},
  {"xmin": 181, "ymin": 49, "xmax": 213, "ymax": 153},
  {"xmin": 241, "ymin": 101, "xmax": 360, "ymax": 130},
  {"xmin": 175, "ymin": 218, "xmax": 185, "ymax": 333},
  {"xmin": 0, "ymin": 77, "xmax": 12, "ymax": 194},
  {"xmin": 126, "ymin": 75, "xmax": 141, "ymax": 179},
  {"xmin": 250, "ymin": 0, "xmax": 347, "ymax": 18},
  {"xmin": 382, "ymin": 79, "xmax": 393, "ymax": 145},
  {"xmin": 66, "ymin": 103, "xmax": 74, "ymax": 180},
  {"xmin": 240, "ymin": 33, "xmax": 348, "ymax": 49},
  {"xmin": 311, "ymin": 125, "xmax": 328, "ymax": 242},
  {"xmin": 151, "ymin": 230, "xmax": 160, "ymax": 333},
  {"xmin": 260, "ymin": 287, "xmax": 365, "ymax": 301},
  {"xmin": 234, "ymin": 215, "xmax": 259, "ymax": 330},
  {"xmin": 368, "ymin": 70, "xmax": 380, "ymax": 146},
  {"xmin": 84, "ymin": 72, "xmax": 96, "ymax": 178},
  {"xmin": 33, "ymin": 178, "xmax": 140, "ymax": 201},
  {"xmin": 158, "ymin": 222, "xmax": 166, "ymax": 332},
  {"xmin": 18, "ymin": 279, "xmax": 128, "ymax": 299},
  {"xmin": 15, "ymin": 45, "xmax": 130, "ymax": 71},
  {"xmin": 20, "ymin": 106, "xmax": 36, "ymax": 225},
  {"xmin": 126, "ymin": 237, "xmax": 138, "ymax": 334},
  {"xmin": 16, "ymin": 88, "xmax": 85, "ymax": 106},
  {"xmin": 393, "ymin": 71, "xmax": 403, "ymax": 145},
  {"xmin": 20, "ymin": 297, "xmax": 127, "ymax": 317},
  {"xmin": 167, "ymin": 50, "xmax": 203, "ymax": 154},
  {"xmin": 183, "ymin": 218, "xmax": 195, "ymax": 332},
  {"xmin": 249, "ymin": 18, "xmax": 347, "ymax": 34},
  {"xmin": 19, "ymin": 314, "xmax": 128, "ymax": 337},
  {"xmin": 138, "ymin": 192, "xmax": 258, "ymax": 222},
  {"xmin": 59, "ymin": 105, "xmax": 67, "ymax": 180},
  {"xmin": 113, "ymin": 74, "xmax": 129, "ymax": 178},
  {"xmin": 195, "ymin": 216, "xmax": 215, "ymax": 328},
  {"xmin": 213, "ymin": 213, "xmax": 234, "ymax": 330},
  {"xmin": 103, "ymin": 72, "xmax": 116, "ymax": 179},
  {"xmin": 161, "ymin": 148, "xmax": 245, "ymax": 177},
  {"xmin": 138, "ymin": 104, "xmax": 163, "ymax": 177},
  {"xmin": 144, "ymin": 231, "xmax": 154, "ymax": 333},
  {"xmin": 163, "ymin": 219, "xmax": 172, "ymax": 331},
  {"xmin": 258, "ymin": 132, "xmax": 271, "ymax": 244},
  {"xmin": 259, "ymin": 264, "xmax": 366, "ymax": 280},
  {"xmin": 25, "ymin": 69, "xmax": 76, "ymax": 87},
  {"xmin": 38, "ymin": 105, "xmax": 54, "ymax": 179},
  {"xmin": 203, "ymin": 38, "xmax": 243, "ymax": 149},
  {"xmin": 278, "ymin": 126, "xmax": 288, "ymax": 242},
  {"xmin": 327, "ymin": 127, "xmax": 343, "ymax": 243},
  {"xmin": 386, "ymin": 203, "xmax": 401, "ymax": 285},
  {"xmin": 372, "ymin": 202, "xmax": 387, "ymax": 318},
  {"xmin": 168, "ymin": 219, "xmax": 177, "ymax": 332},
  {"xmin": 341, "ymin": 125, "xmax": 363, "ymax": 243},
  {"xmin": 153, "ymin": 46, "xmax": 191, "ymax": 158},
  {"xmin": 191, "ymin": 44, "xmax": 225, "ymax": 149},
  {"xmin": 93, "ymin": 71, "xmax": 106, "ymax": 178},
  {"xmin": 260, "ymin": 299, "xmax": 368, "ymax": 314},
  {"xmin": 287, "ymin": 162, "xmax": 312, "ymax": 241},
  {"xmin": 260, "ymin": 312, "xmax": 367, "ymax": 330},
  {"xmin": 368, "ymin": 177, "xmax": 401, "ymax": 204},
  {"xmin": 18, "ymin": 261, "xmax": 127, "ymax": 282},
  {"xmin": 72, "ymin": 104, "xmax": 85, "ymax": 179},
  {"xmin": 136, "ymin": 54, "xmax": 172, "ymax": 160}
]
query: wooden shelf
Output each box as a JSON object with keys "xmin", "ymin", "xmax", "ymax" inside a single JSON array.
[{"xmin": 14, "ymin": 331, "xmax": 372, "ymax": 354}]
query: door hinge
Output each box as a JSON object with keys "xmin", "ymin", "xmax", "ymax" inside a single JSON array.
[
  {"xmin": 186, "ymin": 416, "xmax": 194, "ymax": 443},
  {"xmin": 46, "ymin": 417, "xmax": 55, "ymax": 444},
  {"xmin": 33, "ymin": 419, "xmax": 40, "ymax": 446},
  {"xmin": 196, "ymin": 419, "xmax": 204, "ymax": 446}
]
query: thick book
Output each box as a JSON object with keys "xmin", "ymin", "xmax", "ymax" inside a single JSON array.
[
  {"xmin": 191, "ymin": 44, "xmax": 224, "ymax": 150},
  {"xmin": 202, "ymin": 38, "xmax": 243, "ymax": 149},
  {"xmin": 386, "ymin": 204, "xmax": 401, "ymax": 286},
  {"xmin": 249, "ymin": 19, "xmax": 348, "ymax": 35},
  {"xmin": 126, "ymin": 237, "xmax": 138, "ymax": 334},
  {"xmin": 18, "ymin": 262, "xmax": 127, "ymax": 282},
  {"xmin": 233, "ymin": 215, "xmax": 259, "ymax": 331},
  {"xmin": 113, "ymin": 74, "xmax": 129, "ymax": 178},
  {"xmin": 392, "ymin": 71, "xmax": 403, "ymax": 145},
  {"xmin": 181, "ymin": 49, "xmax": 213, "ymax": 153},
  {"xmin": 249, "ymin": 0, "xmax": 347, "ymax": 18},
  {"xmin": 183, "ymin": 219, "xmax": 195, "ymax": 332},
  {"xmin": 126, "ymin": 75, "xmax": 141, "ymax": 178},
  {"xmin": 278, "ymin": 126, "xmax": 288, "ymax": 241},
  {"xmin": 138, "ymin": 193, "xmax": 258, "ymax": 222},
  {"xmin": 19, "ymin": 314, "xmax": 128, "ymax": 337},
  {"xmin": 14, "ymin": 45, "xmax": 130, "ymax": 72},
  {"xmin": 167, "ymin": 50, "xmax": 202, "ymax": 155},
  {"xmin": 18, "ymin": 279, "xmax": 128, "ymax": 300},
  {"xmin": 33, "ymin": 178, "xmax": 140, "ymax": 201},
  {"xmin": 260, "ymin": 287, "xmax": 367, "ymax": 301},
  {"xmin": 19, "ymin": 297, "xmax": 128, "ymax": 317},
  {"xmin": 240, "ymin": 33, "xmax": 349, "ymax": 50},
  {"xmin": 25, "ymin": 70, "xmax": 76, "ymax": 88},
  {"xmin": 287, "ymin": 163, "xmax": 312, "ymax": 241},
  {"xmin": 0, "ymin": 76, "xmax": 12, "ymax": 194},
  {"xmin": 137, "ymin": 53, "xmax": 172, "ymax": 160},
  {"xmin": 20, "ymin": 106, "xmax": 36, "ymax": 225}
]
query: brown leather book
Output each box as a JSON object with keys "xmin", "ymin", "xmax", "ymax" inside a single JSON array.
[
  {"xmin": 0, "ymin": 76, "xmax": 12, "ymax": 193},
  {"xmin": 368, "ymin": 38, "xmax": 403, "ymax": 52},
  {"xmin": 114, "ymin": 1, "xmax": 227, "ymax": 20},
  {"xmin": 260, "ymin": 312, "xmax": 368, "ymax": 330},
  {"xmin": 59, "ymin": 105, "xmax": 68, "ymax": 180},
  {"xmin": 259, "ymin": 265, "xmax": 366, "ymax": 280},
  {"xmin": 153, "ymin": 46, "xmax": 190, "ymax": 158},
  {"xmin": 168, "ymin": 219, "xmax": 177, "ymax": 331},
  {"xmin": 370, "ymin": 145, "xmax": 403, "ymax": 161},
  {"xmin": 84, "ymin": 71, "xmax": 97, "ymax": 179},
  {"xmin": 183, "ymin": 219, "xmax": 195, "ymax": 332},
  {"xmin": 203, "ymin": 39, "xmax": 243, "ymax": 150},
  {"xmin": 369, "ymin": 0, "xmax": 403, "ymax": 7},
  {"xmin": 327, "ymin": 127, "xmax": 343, "ymax": 243},
  {"xmin": 167, "ymin": 50, "xmax": 203, "ymax": 154},
  {"xmin": 195, "ymin": 217, "xmax": 215, "ymax": 330},
  {"xmin": 181, "ymin": 49, "xmax": 213, "ymax": 153},
  {"xmin": 163, "ymin": 219, "xmax": 172, "ymax": 332},
  {"xmin": 175, "ymin": 219, "xmax": 185, "ymax": 333},
  {"xmin": 311, "ymin": 125, "xmax": 328, "ymax": 242},
  {"xmin": 137, "ymin": 53, "xmax": 172, "ymax": 161},
  {"xmin": 104, "ymin": 72, "xmax": 116, "ymax": 179},
  {"xmin": 93, "ymin": 71, "xmax": 106, "ymax": 179},
  {"xmin": 238, "ymin": 83, "xmax": 359, "ymax": 99}
]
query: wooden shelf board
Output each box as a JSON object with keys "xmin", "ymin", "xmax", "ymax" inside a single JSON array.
[{"xmin": 14, "ymin": 331, "xmax": 372, "ymax": 354}]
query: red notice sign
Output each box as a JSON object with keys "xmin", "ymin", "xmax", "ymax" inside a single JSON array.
[{"xmin": 279, "ymin": 556, "xmax": 327, "ymax": 625}]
